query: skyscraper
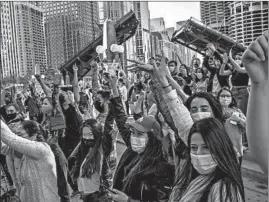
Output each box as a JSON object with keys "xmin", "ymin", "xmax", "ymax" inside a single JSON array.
[
  {"xmin": 200, "ymin": 1, "xmax": 231, "ymax": 35},
  {"xmin": 229, "ymin": 1, "xmax": 268, "ymax": 46},
  {"xmin": 39, "ymin": 2, "xmax": 99, "ymax": 69},
  {"xmin": 1, "ymin": 2, "xmax": 46, "ymax": 78},
  {"xmin": 133, "ymin": 1, "xmax": 151, "ymax": 61},
  {"xmin": 150, "ymin": 17, "xmax": 166, "ymax": 32}
]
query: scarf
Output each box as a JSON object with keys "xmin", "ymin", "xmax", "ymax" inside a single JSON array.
[{"xmin": 169, "ymin": 175, "xmax": 212, "ymax": 202}]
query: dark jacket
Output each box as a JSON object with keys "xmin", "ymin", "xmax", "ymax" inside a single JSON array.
[
  {"xmin": 108, "ymin": 97, "xmax": 174, "ymax": 201},
  {"xmin": 203, "ymin": 51, "xmax": 230, "ymax": 92}
]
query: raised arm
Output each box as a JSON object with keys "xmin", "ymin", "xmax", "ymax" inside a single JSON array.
[
  {"xmin": 242, "ymin": 31, "xmax": 268, "ymax": 174},
  {"xmin": 35, "ymin": 75, "xmax": 52, "ymax": 97},
  {"xmin": 152, "ymin": 57, "xmax": 194, "ymax": 146},
  {"xmin": 219, "ymin": 53, "xmax": 232, "ymax": 76},
  {"xmin": 72, "ymin": 64, "xmax": 80, "ymax": 103},
  {"xmin": 109, "ymin": 75, "xmax": 131, "ymax": 146},
  {"xmin": 91, "ymin": 62, "xmax": 101, "ymax": 102},
  {"xmin": 229, "ymin": 50, "xmax": 247, "ymax": 74},
  {"xmin": 1, "ymin": 120, "xmax": 50, "ymax": 160}
]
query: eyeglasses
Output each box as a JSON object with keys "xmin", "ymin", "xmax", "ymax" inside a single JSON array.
[{"xmin": 220, "ymin": 95, "xmax": 231, "ymax": 98}]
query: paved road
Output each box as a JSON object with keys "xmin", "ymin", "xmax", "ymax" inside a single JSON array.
[{"xmin": 71, "ymin": 140, "xmax": 268, "ymax": 202}]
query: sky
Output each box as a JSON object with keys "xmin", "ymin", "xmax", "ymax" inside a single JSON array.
[{"xmin": 148, "ymin": 2, "xmax": 201, "ymax": 29}]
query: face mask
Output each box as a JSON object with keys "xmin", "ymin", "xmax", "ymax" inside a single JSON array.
[
  {"xmin": 130, "ymin": 136, "xmax": 148, "ymax": 153},
  {"xmin": 197, "ymin": 73, "xmax": 203, "ymax": 79},
  {"xmin": 191, "ymin": 112, "xmax": 212, "ymax": 122},
  {"xmin": 7, "ymin": 113, "xmax": 17, "ymax": 121},
  {"xmin": 190, "ymin": 153, "xmax": 217, "ymax": 175},
  {"xmin": 219, "ymin": 97, "xmax": 232, "ymax": 107},
  {"xmin": 82, "ymin": 138, "xmax": 95, "ymax": 146}
]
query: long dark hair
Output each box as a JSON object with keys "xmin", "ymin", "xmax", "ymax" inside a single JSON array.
[
  {"xmin": 80, "ymin": 119, "xmax": 103, "ymax": 177},
  {"xmin": 185, "ymin": 92, "xmax": 224, "ymax": 122},
  {"xmin": 122, "ymin": 131, "xmax": 163, "ymax": 192},
  {"xmin": 217, "ymin": 87, "xmax": 237, "ymax": 108},
  {"xmin": 173, "ymin": 118, "xmax": 244, "ymax": 201},
  {"xmin": 21, "ymin": 120, "xmax": 46, "ymax": 142},
  {"xmin": 195, "ymin": 68, "xmax": 206, "ymax": 83}
]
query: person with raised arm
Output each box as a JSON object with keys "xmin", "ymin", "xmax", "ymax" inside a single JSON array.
[{"xmin": 242, "ymin": 30, "xmax": 268, "ymax": 174}]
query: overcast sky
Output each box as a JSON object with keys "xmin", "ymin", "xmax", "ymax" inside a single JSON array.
[{"xmin": 148, "ymin": 2, "xmax": 201, "ymax": 29}]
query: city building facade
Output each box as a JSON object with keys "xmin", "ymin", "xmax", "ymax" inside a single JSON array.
[
  {"xmin": 1, "ymin": 2, "xmax": 46, "ymax": 78},
  {"xmin": 200, "ymin": 1, "xmax": 231, "ymax": 35},
  {"xmin": 39, "ymin": 1, "xmax": 99, "ymax": 69},
  {"xmin": 150, "ymin": 17, "xmax": 165, "ymax": 32},
  {"xmin": 228, "ymin": 1, "xmax": 268, "ymax": 46}
]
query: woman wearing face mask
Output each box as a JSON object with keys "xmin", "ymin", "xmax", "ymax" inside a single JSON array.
[
  {"xmin": 218, "ymin": 51, "xmax": 249, "ymax": 116},
  {"xmin": 193, "ymin": 68, "xmax": 208, "ymax": 93},
  {"xmin": 217, "ymin": 87, "xmax": 246, "ymax": 166},
  {"xmin": 41, "ymin": 96, "xmax": 70, "ymax": 202},
  {"xmin": 151, "ymin": 58, "xmax": 244, "ymax": 201},
  {"xmin": 5, "ymin": 103, "xmax": 24, "ymax": 195},
  {"xmin": 106, "ymin": 74, "xmax": 174, "ymax": 202},
  {"xmin": 185, "ymin": 92, "xmax": 223, "ymax": 123},
  {"xmin": 68, "ymin": 119, "xmax": 112, "ymax": 202},
  {"xmin": 1, "ymin": 120, "xmax": 60, "ymax": 202},
  {"xmin": 169, "ymin": 118, "xmax": 244, "ymax": 201}
]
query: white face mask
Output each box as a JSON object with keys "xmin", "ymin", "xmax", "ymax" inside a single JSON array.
[
  {"xmin": 219, "ymin": 97, "xmax": 232, "ymax": 107},
  {"xmin": 191, "ymin": 112, "xmax": 212, "ymax": 122},
  {"xmin": 130, "ymin": 136, "xmax": 148, "ymax": 153},
  {"xmin": 197, "ymin": 73, "xmax": 203, "ymax": 79},
  {"xmin": 190, "ymin": 153, "xmax": 217, "ymax": 175}
]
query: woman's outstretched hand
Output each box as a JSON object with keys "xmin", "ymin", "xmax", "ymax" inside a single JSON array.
[
  {"xmin": 242, "ymin": 30, "xmax": 268, "ymax": 84},
  {"xmin": 126, "ymin": 59, "xmax": 154, "ymax": 72}
]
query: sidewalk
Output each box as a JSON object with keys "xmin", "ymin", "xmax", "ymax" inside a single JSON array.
[{"xmin": 241, "ymin": 151, "xmax": 267, "ymax": 183}]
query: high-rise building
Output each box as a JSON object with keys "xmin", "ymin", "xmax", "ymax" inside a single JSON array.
[
  {"xmin": 133, "ymin": 2, "xmax": 151, "ymax": 62},
  {"xmin": 1, "ymin": 2, "xmax": 20, "ymax": 78},
  {"xmin": 165, "ymin": 27, "xmax": 175, "ymax": 40},
  {"xmin": 39, "ymin": 2, "xmax": 99, "ymax": 69},
  {"xmin": 150, "ymin": 17, "xmax": 165, "ymax": 32},
  {"xmin": 229, "ymin": 1, "xmax": 268, "ymax": 46},
  {"xmin": 200, "ymin": 1, "xmax": 231, "ymax": 35},
  {"xmin": 1, "ymin": 2, "xmax": 46, "ymax": 78}
]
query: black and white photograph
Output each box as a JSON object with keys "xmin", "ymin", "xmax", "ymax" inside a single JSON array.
[{"xmin": 0, "ymin": 1, "xmax": 268, "ymax": 202}]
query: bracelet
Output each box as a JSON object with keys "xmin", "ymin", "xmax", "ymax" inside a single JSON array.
[{"xmin": 162, "ymin": 84, "xmax": 171, "ymax": 89}]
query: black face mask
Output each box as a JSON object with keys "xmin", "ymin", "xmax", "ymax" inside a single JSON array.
[
  {"xmin": 7, "ymin": 113, "xmax": 17, "ymax": 121},
  {"xmin": 81, "ymin": 138, "xmax": 95, "ymax": 146}
]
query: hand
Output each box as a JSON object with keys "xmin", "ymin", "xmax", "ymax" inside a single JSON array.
[
  {"xmin": 242, "ymin": 30, "xmax": 268, "ymax": 84},
  {"xmin": 73, "ymin": 63, "xmax": 78, "ymax": 72},
  {"xmin": 229, "ymin": 49, "xmax": 233, "ymax": 59},
  {"xmin": 91, "ymin": 61, "xmax": 99, "ymax": 71},
  {"xmin": 222, "ymin": 53, "xmax": 229, "ymax": 63},
  {"xmin": 152, "ymin": 51, "xmax": 170, "ymax": 86},
  {"xmin": 127, "ymin": 59, "xmax": 154, "ymax": 72},
  {"xmin": 228, "ymin": 113, "xmax": 241, "ymax": 123},
  {"xmin": 110, "ymin": 189, "xmax": 129, "ymax": 202},
  {"xmin": 108, "ymin": 73, "xmax": 118, "ymax": 87}
]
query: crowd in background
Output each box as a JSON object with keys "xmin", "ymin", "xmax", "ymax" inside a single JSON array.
[{"xmin": 0, "ymin": 30, "xmax": 268, "ymax": 202}]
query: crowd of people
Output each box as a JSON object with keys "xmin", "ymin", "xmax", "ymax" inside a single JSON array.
[{"xmin": 0, "ymin": 30, "xmax": 268, "ymax": 202}]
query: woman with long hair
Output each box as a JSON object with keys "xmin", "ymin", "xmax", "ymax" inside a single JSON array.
[
  {"xmin": 185, "ymin": 92, "xmax": 223, "ymax": 123},
  {"xmin": 217, "ymin": 87, "xmax": 246, "ymax": 166},
  {"xmin": 40, "ymin": 96, "xmax": 70, "ymax": 202},
  {"xmin": 170, "ymin": 118, "xmax": 244, "ymax": 201},
  {"xmin": 192, "ymin": 68, "xmax": 209, "ymax": 93},
  {"xmin": 106, "ymin": 75, "xmax": 174, "ymax": 202},
  {"xmin": 68, "ymin": 119, "xmax": 112, "ymax": 202},
  {"xmin": 145, "ymin": 55, "xmax": 244, "ymax": 201},
  {"xmin": 1, "ymin": 120, "xmax": 60, "ymax": 202}
]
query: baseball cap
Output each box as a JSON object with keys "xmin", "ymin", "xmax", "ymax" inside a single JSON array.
[{"xmin": 129, "ymin": 116, "xmax": 162, "ymax": 138}]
